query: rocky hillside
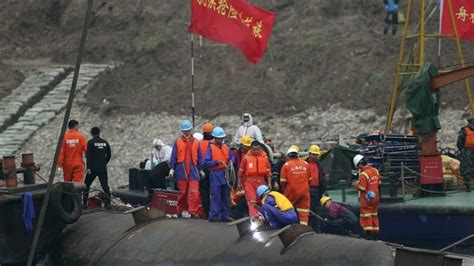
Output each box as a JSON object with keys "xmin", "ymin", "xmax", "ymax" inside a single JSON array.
[
  {"xmin": 0, "ymin": 62, "xmax": 23, "ymax": 98},
  {"xmin": 2, "ymin": 0, "xmax": 474, "ymax": 117}
]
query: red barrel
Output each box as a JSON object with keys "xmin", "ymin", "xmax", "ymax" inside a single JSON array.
[{"xmin": 3, "ymin": 156, "xmax": 17, "ymax": 187}]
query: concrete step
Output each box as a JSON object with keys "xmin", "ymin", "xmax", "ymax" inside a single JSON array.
[{"xmin": 0, "ymin": 64, "xmax": 114, "ymax": 158}]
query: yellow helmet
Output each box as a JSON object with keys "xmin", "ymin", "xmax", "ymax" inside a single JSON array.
[
  {"xmin": 309, "ymin": 145, "xmax": 321, "ymax": 155},
  {"xmin": 320, "ymin": 196, "xmax": 331, "ymax": 206},
  {"xmin": 240, "ymin": 135, "xmax": 252, "ymax": 147},
  {"xmin": 289, "ymin": 145, "xmax": 300, "ymax": 152}
]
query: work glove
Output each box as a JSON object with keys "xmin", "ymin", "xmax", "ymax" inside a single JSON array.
[
  {"xmin": 168, "ymin": 169, "xmax": 174, "ymax": 179},
  {"xmin": 57, "ymin": 167, "xmax": 63, "ymax": 176},
  {"xmin": 273, "ymin": 182, "xmax": 280, "ymax": 191},
  {"xmin": 365, "ymin": 191, "xmax": 376, "ymax": 201},
  {"xmin": 200, "ymin": 170, "xmax": 205, "ymax": 178}
]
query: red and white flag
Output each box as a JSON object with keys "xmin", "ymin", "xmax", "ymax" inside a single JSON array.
[
  {"xmin": 188, "ymin": 0, "xmax": 276, "ymax": 64},
  {"xmin": 441, "ymin": 0, "xmax": 474, "ymax": 42}
]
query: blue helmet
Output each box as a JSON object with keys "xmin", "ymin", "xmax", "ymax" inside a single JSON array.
[
  {"xmin": 257, "ymin": 185, "xmax": 270, "ymax": 198},
  {"xmin": 179, "ymin": 120, "xmax": 193, "ymax": 131},
  {"xmin": 365, "ymin": 191, "xmax": 376, "ymax": 201},
  {"xmin": 212, "ymin": 127, "xmax": 226, "ymax": 138}
]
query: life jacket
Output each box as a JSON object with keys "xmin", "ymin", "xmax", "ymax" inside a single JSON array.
[
  {"xmin": 243, "ymin": 151, "xmax": 269, "ymax": 177},
  {"xmin": 281, "ymin": 158, "xmax": 310, "ymax": 184},
  {"xmin": 262, "ymin": 191, "xmax": 294, "ymax": 212},
  {"xmin": 210, "ymin": 143, "xmax": 230, "ymax": 170},
  {"xmin": 199, "ymin": 139, "xmax": 210, "ymax": 157},
  {"xmin": 308, "ymin": 161, "xmax": 320, "ymax": 187},
  {"xmin": 465, "ymin": 127, "xmax": 474, "ymax": 148},
  {"xmin": 359, "ymin": 166, "xmax": 381, "ymax": 203},
  {"xmin": 176, "ymin": 137, "xmax": 199, "ymax": 165}
]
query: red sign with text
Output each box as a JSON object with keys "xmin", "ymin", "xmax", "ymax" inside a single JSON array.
[{"xmin": 419, "ymin": 156, "xmax": 444, "ymax": 185}]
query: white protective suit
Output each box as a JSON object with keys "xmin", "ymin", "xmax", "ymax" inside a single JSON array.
[
  {"xmin": 145, "ymin": 139, "xmax": 172, "ymax": 170},
  {"xmin": 233, "ymin": 113, "xmax": 264, "ymax": 144}
]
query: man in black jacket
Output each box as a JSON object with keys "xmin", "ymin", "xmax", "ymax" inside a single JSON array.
[{"xmin": 83, "ymin": 127, "xmax": 112, "ymax": 209}]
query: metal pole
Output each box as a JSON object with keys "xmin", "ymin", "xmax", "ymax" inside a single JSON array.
[
  {"xmin": 439, "ymin": 234, "xmax": 474, "ymax": 252},
  {"xmin": 191, "ymin": 33, "xmax": 196, "ymax": 127},
  {"xmin": 419, "ymin": 0, "xmax": 425, "ymax": 65},
  {"xmin": 385, "ymin": 0, "xmax": 413, "ymax": 134},
  {"xmin": 437, "ymin": 0, "xmax": 443, "ymax": 67},
  {"xmin": 447, "ymin": 0, "xmax": 474, "ymax": 115},
  {"xmin": 26, "ymin": 0, "xmax": 93, "ymax": 264},
  {"xmin": 401, "ymin": 162, "xmax": 405, "ymax": 200}
]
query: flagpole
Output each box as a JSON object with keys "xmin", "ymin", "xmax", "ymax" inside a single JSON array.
[
  {"xmin": 437, "ymin": 0, "xmax": 443, "ymax": 67},
  {"xmin": 191, "ymin": 33, "xmax": 195, "ymax": 126}
]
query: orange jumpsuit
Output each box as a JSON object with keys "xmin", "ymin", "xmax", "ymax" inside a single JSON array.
[
  {"xmin": 280, "ymin": 158, "xmax": 311, "ymax": 226},
  {"xmin": 238, "ymin": 150, "xmax": 271, "ymax": 217},
  {"xmin": 358, "ymin": 166, "xmax": 382, "ymax": 233},
  {"xmin": 58, "ymin": 129, "xmax": 88, "ymax": 182}
]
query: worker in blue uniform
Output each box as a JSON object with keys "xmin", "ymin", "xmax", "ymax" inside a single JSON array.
[
  {"xmin": 384, "ymin": 0, "xmax": 399, "ymax": 35},
  {"xmin": 257, "ymin": 185, "xmax": 299, "ymax": 229},
  {"xmin": 205, "ymin": 127, "xmax": 235, "ymax": 222}
]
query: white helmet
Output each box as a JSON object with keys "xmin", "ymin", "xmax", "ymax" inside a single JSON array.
[
  {"xmin": 286, "ymin": 147, "xmax": 298, "ymax": 155},
  {"xmin": 193, "ymin": 132, "xmax": 203, "ymax": 141},
  {"xmin": 353, "ymin": 154, "xmax": 365, "ymax": 167}
]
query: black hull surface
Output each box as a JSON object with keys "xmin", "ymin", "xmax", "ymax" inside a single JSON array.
[
  {"xmin": 51, "ymin": 212, "xmax": 394, "ymax": 266},
  {"xmin": 0, "ymin": 182, "xmax": 82, "ymax": 264}
]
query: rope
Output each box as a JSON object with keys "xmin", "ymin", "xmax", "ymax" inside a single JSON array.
[
  {"xmin": 402, "ymin": 166, "xmax": 465, "ymax": 194},
  {"xmin": 226, "ymin": 163, "xmax": 237, "ymax": 189},
  {"xmin": 34, "ymin": 171, "xmax": 131, "ymax": 210},
  {"xmin": 26, "ymin": 0, "xmax": 94, "ymax": 264},
  {"xmin": 403, "ymin": 165, "xmax": 463, "ymax": 182},
  {"xmin": 402, "ymin": 179, "xmax": 462, "ymax": 194}
]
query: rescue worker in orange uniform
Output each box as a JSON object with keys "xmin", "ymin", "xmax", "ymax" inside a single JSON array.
[
  {"xmin": 457, "ymin": 116, "xmax": 474, "ymax": 192},
  {"xmin": 205, "ymin": 127, "xmax": 235, "ymax": 222},
  {"xmin": 169, "ymin": 120, "xmax": 205, "ymax": 219},
  {"xmin": 238, "ymin": 140, "xmax": 272, "ymax": 217},
  {"xmin": 280, "ymin": 145, "xmax": 311, "ymax": 226},
  {"xmin": 307, "ymin": 145, "xmax": 325, "ymax": 209},
  {"xmin": 353, "ymin": 154, "xmax": 381, "ymax": 240},
  {"xmin": 58, "ymin": 120, "xmax": 88, "ymax": 182},
  {"xmin": 199, "ymin": 122, "xmax": 214, "ymax": 216}
]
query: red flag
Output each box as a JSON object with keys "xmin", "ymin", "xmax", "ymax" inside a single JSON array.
[
  {"xmin": 188, "ymin": 0, "xmax": 276, "ymax": 64},
  {"xmin": 441, "ymin": 0, "xmax": 474, "ymax": 42}
]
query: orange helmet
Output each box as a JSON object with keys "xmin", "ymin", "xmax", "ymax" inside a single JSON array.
[{"xmin": 203, "ymin": 123, "xmax": 214, "ymax": 133}]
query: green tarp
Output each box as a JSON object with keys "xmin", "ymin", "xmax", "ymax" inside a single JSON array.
[
  {"xmin": 319, "ymin": 145, "xmax": 358, "ymax": 188},
  {"xmin": 405, "ymin": 63, "xmax": 441, "ymax": 135}
]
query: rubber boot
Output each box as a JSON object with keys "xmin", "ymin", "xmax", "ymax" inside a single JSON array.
[
  {"xmin": 373, "ymin": 232, "xmax": 379, "ymax": 241},
  {"xmin": 383, "ymin": 24, "xmax": 389, "ymax": 35},
  {"xmin": 392, "ymin": 25, "xmax": 397, "ymax": 35},
  {"xmin": 365, "ymin": 231, "xmax": 374, "ymax": 240},
  {"xmin": 104, "ymin": 201, "xmax": 112, "ymax": 210}
]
